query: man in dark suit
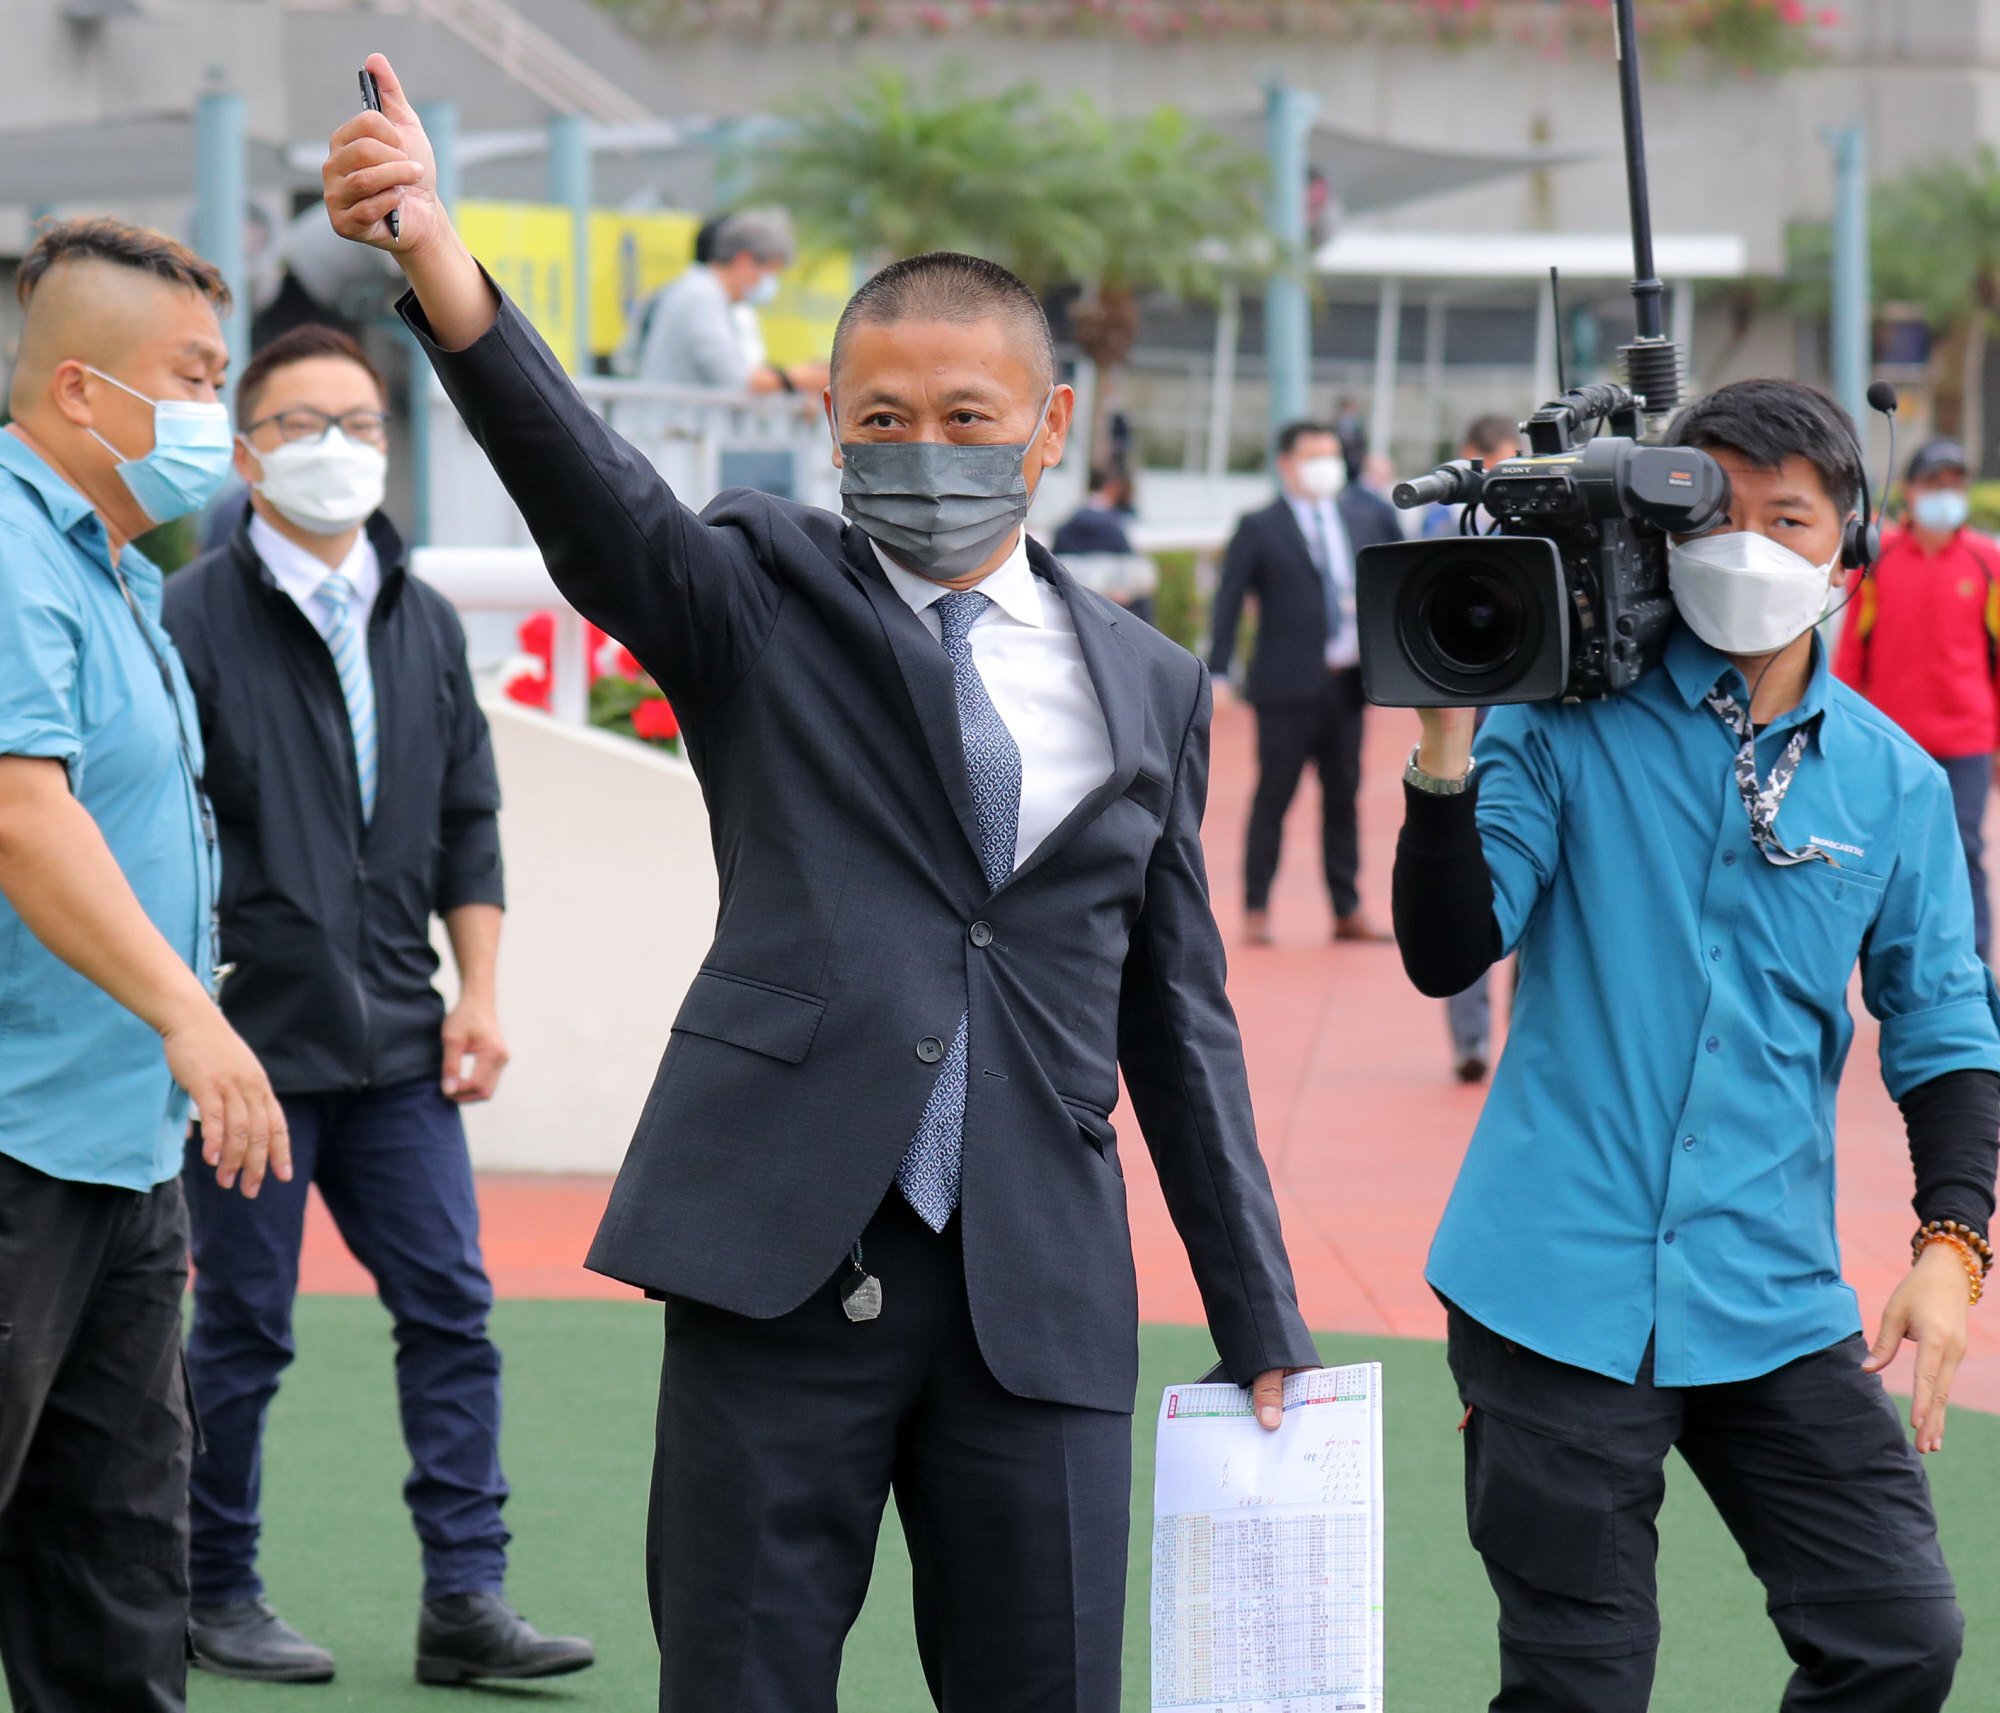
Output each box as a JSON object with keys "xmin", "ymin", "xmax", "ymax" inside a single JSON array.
[
  {"xmin": 326, "ymin": 56, "xmax": 1318, "ymax": 1713},
  {"xmin": 1209, "ymin": 421, "xmax": 1403, "ymax": 946}
]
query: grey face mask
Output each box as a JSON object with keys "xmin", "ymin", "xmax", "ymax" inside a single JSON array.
[{"xmin": 839, "ymin": 392, "xmax": 1054, "ymax": 580}]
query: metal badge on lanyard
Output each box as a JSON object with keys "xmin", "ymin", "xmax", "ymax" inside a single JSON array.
[
  {"xmin": 842, "ymin": 1241, "xmax": 883, "ymax": 1322},
  {"xmin": 110, "ymin": 562, "xmax": 232, "ymax": 992}
]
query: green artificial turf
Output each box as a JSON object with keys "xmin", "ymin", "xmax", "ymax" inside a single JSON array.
[{"xmin": 8, "ymin": 1297, "xmax": 1993, "ymax": 1710}]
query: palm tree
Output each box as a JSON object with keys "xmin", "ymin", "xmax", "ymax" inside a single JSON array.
[
  {"xmin": 1871, "ymin": 149, "xmax": 2000, "ymax": 457},
  {"xmin": 744, "ymin": 68, "xmax": 1267, "ymax": 464}
]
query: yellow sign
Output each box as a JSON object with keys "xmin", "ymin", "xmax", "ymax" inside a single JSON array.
[
  {"xmin": 459, "ymin": 202, "xmax": 579, "ymax": 362},
  {"xmin": 459, "ymin": 199, "xmax": 847, "ymax": 373}
]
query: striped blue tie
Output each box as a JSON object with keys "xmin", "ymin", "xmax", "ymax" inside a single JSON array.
[
  {"xmin": 895, "ymin": 590, "xmax": 1022, "ymax": 1232},
  {"xmin": 317, "ymin": 573, "xmax": 378, "ymax": 823}
]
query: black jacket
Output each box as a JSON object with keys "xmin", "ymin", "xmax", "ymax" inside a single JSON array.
[
  {"xmin": 1208, "ymin": 489, "xmax": 1403, "ymax": 704},
  {"xmin": 406, "ymin": 286, "xmax": 1318, "ymax": 1412},
  {"xmin": 162, "ymin": 513, "xmax": 503, "ymax": 1096}
]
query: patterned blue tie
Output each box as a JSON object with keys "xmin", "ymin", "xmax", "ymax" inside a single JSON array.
[
  {"xmin": 896, "ymin": 590, "xmax": 1022, "ymax": 1231},
  {"xmin": 317, "ymin": 573, "xmax": 378, "ymax": 823}
]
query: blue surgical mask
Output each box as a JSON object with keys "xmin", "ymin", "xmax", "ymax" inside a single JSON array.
[
  {"xmin": 747, "ymin": 273, "xmax": 781, "ymax": 308},
  {"xmin": 84, "ymin": 366, "xmax": 235, "ymax": 525},
  {"xmin": 1912, "ymin": 488, "xmax": 1971, "ymax": 535}
]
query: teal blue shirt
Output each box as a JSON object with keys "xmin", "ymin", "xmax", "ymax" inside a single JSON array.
[
  {"xmin": 0, "ymin": 433, "xmax": 216, "ymax": 1189},
  {"xmin": 1427, "ymin": 623, "xmax": 2000, "ymax": 1386}
]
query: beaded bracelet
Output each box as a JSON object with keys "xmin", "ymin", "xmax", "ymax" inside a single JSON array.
[
  {"xmin": 1912, "ymin": 1219, "xmax": 1995, "ymax": 1277},
  {"xmin": 1917, "ymin": 1232, "xmax": 1987, "ymax": 1306}
]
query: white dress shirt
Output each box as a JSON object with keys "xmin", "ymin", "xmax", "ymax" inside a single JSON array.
[
  {"xmin": 876, "ymin": 535, "xmax": 1114, "ymax": 869},
  {"xmin": 250, "ymin": 512, "xmax": 382, "ymax": 643},
  {"xmin": 1286, "ymin": 492, "xmax": 1360, "ymax": 671}
]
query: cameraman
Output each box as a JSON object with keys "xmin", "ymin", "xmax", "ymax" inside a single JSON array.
[{"xmin": 1394, "ymin": 377, "xmax": 1999, "ymax": 1712}]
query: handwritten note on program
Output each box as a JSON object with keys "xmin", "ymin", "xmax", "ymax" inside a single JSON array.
[{"xmin": 1150, "ymin": 1364, "xmax": 1385, "ymax": 1713}]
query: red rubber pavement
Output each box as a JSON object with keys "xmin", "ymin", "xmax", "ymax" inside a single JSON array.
[{"xmin": 299, "ymin": 695, "xmax": 2000, "ymax": 1413}]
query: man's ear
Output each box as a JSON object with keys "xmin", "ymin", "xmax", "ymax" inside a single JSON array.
[
  {"xmin": 233, "ymin": 437, "xmax": 260, "ymax": 487},
  {"xmin": 823, "ymin": 388, "xmax": 842, "ymax": 468},
  {"xmin": 49, "ymin": 359, "xmax": 94, "ymax": 429},
  {"xmin": 1037, "ymin": 383, "xmax": 1075, "ymax": 470}
]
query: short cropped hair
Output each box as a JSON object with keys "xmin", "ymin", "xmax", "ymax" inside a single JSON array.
[
  {"xmin": 1461, "ymin": 413, "xmax": 1519, "ymax": 458},
  {"xmin": 17, "ymin": 216, "xmax": 230, "ymax": 309},
  {"xmin": 236, "ymin": 325, "xmax": 385, "ymax": 427},
  {"xmin": 711, "ymin": 208, "xmax": 796, "ymax": 268},
  {"xmin": 1276, "ymin": 419, "xmax": 1337, "ymax": 458},
  {"xmin": 1666, "ymin": 379, "xmax": 1864, "ymax": 515},
  {"xmin": 833, "ymin": 251, "xmax": 1055, "ymax": 392}
]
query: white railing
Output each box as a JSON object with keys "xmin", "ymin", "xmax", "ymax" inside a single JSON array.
[
  {"xmin": 426, "ymin": 374, "xmax": 837, "ymax": 553},
  {"xmin": 422, "ymin": 379, "xmax": 1258, "ymax": 722}
]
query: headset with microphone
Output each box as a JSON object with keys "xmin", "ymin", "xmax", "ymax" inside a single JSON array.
[{"xmin": 1839, "ymin": 380, "xmax": 1900, "ymax": 573}]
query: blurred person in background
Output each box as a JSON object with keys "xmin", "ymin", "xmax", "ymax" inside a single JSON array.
[
  {"xmin": 0, "ymin": 216, "xmax": 290, "ymax": 1713},
  {"xmin": 1210, "ymin": 420, "xmax": 1402, "ymax": 946},
  {"xmin": 1835, "ymin": 438, "xmax": 2000, "ymax": 962},
  {"xmin": 163, "ymin": 325, "xmax": 594, "ymax": 1688},
  {"xmin": 1052, "ymin": 462, "xmax": 1158, "ymax": 626},
  {"xmin": 630, "ymin": 208, "xmax": 827, "ymax": 396},
  {"xmin": 1332, "ymin": 395, "xmax": 1368, "ymax": 484},
  {"xmin": 1424, "ymin": 412, "xmax": 1523, "ymax": 1082}
]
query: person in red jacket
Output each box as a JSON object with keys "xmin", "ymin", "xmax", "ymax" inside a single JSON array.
[{"xmin": 1834, "ymin": 437, "xmax": 2000, "ymax": 958}]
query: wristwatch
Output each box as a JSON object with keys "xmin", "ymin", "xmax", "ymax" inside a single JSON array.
[{"xmin": 1404, "ymin": 743, "xmax": 1476, "ymax": 795}]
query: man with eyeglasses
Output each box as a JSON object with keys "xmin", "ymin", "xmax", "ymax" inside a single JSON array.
[{"xmin": 162, "ymin": 324, "xmax": 594, "ymax": 1687}]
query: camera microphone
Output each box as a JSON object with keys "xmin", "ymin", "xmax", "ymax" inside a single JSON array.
[{"xmin": 1393, "ymin": 463, "xmax": 1483, "ymax": 512}]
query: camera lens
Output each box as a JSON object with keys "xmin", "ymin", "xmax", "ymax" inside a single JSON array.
[{"xmin": 1425, "ymin": 570, "xmax": 1524, "ymax": 673}]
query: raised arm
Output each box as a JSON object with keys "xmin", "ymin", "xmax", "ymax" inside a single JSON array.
[{"xmin": 323, "ymin": 54, "xmax": 777, "ymax": 706}]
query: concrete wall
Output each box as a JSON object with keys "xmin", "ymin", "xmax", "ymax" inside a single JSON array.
[{"xmin": 436, "ymin": 699, "xmax": 717, "ymax": 1174}]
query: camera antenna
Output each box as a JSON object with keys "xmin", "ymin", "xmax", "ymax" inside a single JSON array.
[
  {"xmin": 1550, "ymin": 267, "xmax": 1570, "ymax": 396},
  {"xmin": 1610, "ymin": 0, "xmax": 1679, "ymax": 423}
]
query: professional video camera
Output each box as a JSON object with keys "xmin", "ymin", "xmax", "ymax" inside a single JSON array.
[{"xmin": 1354, "ymin": 0, "xmax": 1730, "ymax": 708}]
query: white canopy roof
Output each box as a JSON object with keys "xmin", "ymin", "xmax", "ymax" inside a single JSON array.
[{"xmin": 1312, "ymin": 229, "xmax": 1749, "ymax": 281}]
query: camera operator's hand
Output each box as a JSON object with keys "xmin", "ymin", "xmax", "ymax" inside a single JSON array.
[
  {"xmin": 1415, "ymin": 707, "xmax": 1478, "ymax": 783},
  {"xmin": 1863, "ymin": 1242, "xmax": 1972, "ymax": 1454}
]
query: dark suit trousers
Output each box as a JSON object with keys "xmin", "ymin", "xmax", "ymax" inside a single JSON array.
[
  {"xmin": 648, "ymin": 1193, "xmax": 1131, "ymax": 1713},
  {"xmin": 183, "ymin": 1079, "xmax": 509, "ymax": 1605},
  {"xmin": 1244, "ymin": 667, "xmax": 1368, "ymax": 916},
  {"xmin": 0, "ymin": 1152, "xmax": 191, "ymax": 1713}
]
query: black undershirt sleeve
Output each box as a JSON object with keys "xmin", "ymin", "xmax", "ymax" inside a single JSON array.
[
  {"xmin": 1899, "ymin": 1068, "xmax": 2000, "ymax": 1244},
  {"xmin": 1392, "ymin": 779, "xmax": 1504, "ymax": 1000}
]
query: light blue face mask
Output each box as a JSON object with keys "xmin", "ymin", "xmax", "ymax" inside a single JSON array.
[
  {"xmin": 1912, "ymin": 488, "xmax": 1971, "ymax": 535},
  {"xmin": 84, "ymin": 366, "xmax": 235, "ymax": 526},
  {"xmin": 747, "ymin": 273, "xmax": 781, "ymax": 308}
]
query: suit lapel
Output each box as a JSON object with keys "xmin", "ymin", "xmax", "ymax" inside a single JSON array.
[
  {"xmin": 843, "ymin": 530, "xmax": 988, "ymax": 876},
  {"xmin": 1005, "ymin": 545, "xmax": 1143, "ymax": 890}
]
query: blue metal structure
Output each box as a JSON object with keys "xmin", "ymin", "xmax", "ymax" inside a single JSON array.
[
  {"xmin": 194, "ymin": 76, "xmax": 249, "ymax": 376},
  {"xmin": 1263, "ymin": 79, "xmax": 1319, "ymax": 446},
  {"xmin": 547, "ymin": 113, "xmax": 592, "ymax": 373},
  {"xmin": 1825, "ymin": 121, "xmax": 1871, "ymax": 439}
]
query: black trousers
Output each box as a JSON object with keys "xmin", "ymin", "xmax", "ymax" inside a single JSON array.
[
  {"xmin": 647, "ymin": 1194, "xmax": 1132, "ymax": 1713},
  {"xmin": 1244, "ymin": 668, "xmax": 1367, "ymax": 916},
  {"xmin": 0, "ymin": 1152, "xmax": 192, "ymax": 1713},
  {"xmin": 1445, "ymin": 1305, "xmax": 1961, "ymax": 1713}
]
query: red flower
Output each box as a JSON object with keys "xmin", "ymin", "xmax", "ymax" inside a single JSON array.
[{"xmin": 632, "ymin": 696, "xmax": 680, "ymax": 742}]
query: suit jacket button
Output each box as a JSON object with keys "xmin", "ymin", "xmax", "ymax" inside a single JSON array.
[
  {"xmin": 917, "ymin": 1036, "xmax": 945, "ymax": 1063},
  {"xmin": 969, "ymin": 921, "xmax": 993, "ymax": 947}
]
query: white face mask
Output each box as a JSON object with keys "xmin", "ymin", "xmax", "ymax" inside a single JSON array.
[
  {"xmin": 1295, "ymin": 455, "xmax": 1346, "ymax": 501},
  {"xmin": 249, "ymin": 430, "xmax": 388, "ymax": 536},
  {"xmin": 1667, "ymin": 529, "xmax": 1839, "ymax": 656}
]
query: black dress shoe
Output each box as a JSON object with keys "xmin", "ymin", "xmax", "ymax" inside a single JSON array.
[
  {"xmin": 190, "ymin": 1597, "xmax": 336, "ymax": 1682},
  {"xmin": 415, "ymin": 1591, "xmax": 596, "ymax": 1685}
]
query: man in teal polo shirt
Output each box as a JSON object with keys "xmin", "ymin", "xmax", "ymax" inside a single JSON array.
[
  {"xmin": 0, "ymin": 217, "xmax": 291, "ymax": 1712},
  {"xmin": 1394, "ymin": 378, "xmax": 2000, "ymax": 1712}
]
